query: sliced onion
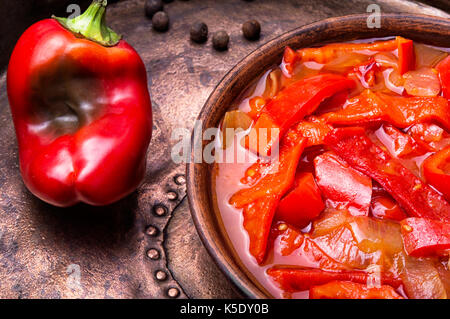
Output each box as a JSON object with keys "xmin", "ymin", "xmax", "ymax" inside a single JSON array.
[
  {"xmin": 374, "ymin": 52, "xmax": 398, "ymax": 68},
  {"xmin": 221, "ymin": 110, "xmax": 252, "ymax": 149},
  {"xmin": 414, "ymin": 44, "xmax": 449, "ymax": 68},
  {"xmin": 399, "ymin": 255, "xmax": 447, "ymax": 299},
  {"xmin": 403, "ymin": 67, "xmax": 441, "ymax": 97}
]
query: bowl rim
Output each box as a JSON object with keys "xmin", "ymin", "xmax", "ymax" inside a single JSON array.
[{"xmin": 186, "ymin": 13, "xmax": 450, "ymax": 299}]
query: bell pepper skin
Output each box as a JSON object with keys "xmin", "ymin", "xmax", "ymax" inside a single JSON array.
[
  {"xmin": 370, "ymin": 195, "xmax": 407, "ymax": 221},
  {"xmin": 378, "ymin": 125, "xmax": 426, "ymax": 158},
  {"xmin": 230, "ymin": 138, "xmax": 306, "ymax": 208},
  {"xmin": 423, "ymin": 145, "xmax": 450, "ymax": 200},
  {"xmin": 245, "ymin": 74, "xmax": 355, "ymax": 156},
  {"xmin": 401, "ymin": 218, "xmax": 450, "ymax": 257},
  {"xmin": 231, "ymin": 136, "xmax": 307, "ymax": 264},
  {"xmin": 314, "ymin": 152, "xmax": 372, "ymax": 216},
  {"xmin": 275, "ymin": 172, "xmax": 324, "ymax": 228},
  {"xmin": 309, "ymin": 280, "xmax": 403, "ymax": 299},
  {"xmin": 243, "ymin": 196, "xmax": 280, "ymax": 264},
  {"xmin": 437, "ymin": 55, "xmax": 450, "ymax": 99},
  {"xmin": 267, "ymin": 267, "xmax": 401, "ymax": 293},
  {"xmin": 7, "ymin": 1, "xmax": 152, "ymax": 206},
  {"xmin": 288, "ymin": 118, "xmax": 331, "ymax": 147},
  {"xmin": 408, "ymin": 123, "xmax": 450, "ymax": 152},
  {"xmin": 322, "ymin": 89, "xmax": 450, "ymax": 130},
  {"xmin": 325, "ymin": 127, "xmax": 450, "ymax": 223},
  {"xmin": 292, "ymin": 39, "xmax": 398, "ymax": 65},
  {"xmin": 397, "ymin": 36, "xmax": 415, "ymax": 75}
]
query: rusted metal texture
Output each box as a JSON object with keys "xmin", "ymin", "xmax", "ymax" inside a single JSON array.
[{"xmin": 0, "ymin": 0, "xmax": 448, "ymax": 298}]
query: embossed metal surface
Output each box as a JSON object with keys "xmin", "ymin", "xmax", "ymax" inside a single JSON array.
[{"xmin": 0, "ymin": 0, "xmax": 447, "ymax": 299}]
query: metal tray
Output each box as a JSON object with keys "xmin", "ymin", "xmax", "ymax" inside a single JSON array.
[{"xmin": 0, "ymin": 0, "xmax": 448, "ymax": 298}]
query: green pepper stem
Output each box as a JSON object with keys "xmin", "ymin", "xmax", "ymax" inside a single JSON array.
[{"xmin": 53, "ymin": 0, "xmax": 121, "ymax": 47}]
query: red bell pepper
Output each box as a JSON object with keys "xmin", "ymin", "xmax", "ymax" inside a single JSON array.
[
  {"xmin": 292, "ymin": 38, "xmax": 398, "ymax": 65},
  {"xmin": 370, "ymin": 195, "xmax": 407, "ymax": 221},
  {"xmin": 397, "ymin": 36, "xmax": 415, "ymax": 75},
  {"xmin": 288, "ymin": 117, "xmax": 331, "ymax": 147},
  {"xmin": 408, "ymin": 123, "xmax": 450, "ymax": 152},
  {"xmin": 400, "ymin": 217, "xmax": 450, "ymax": 257},
  {"xmin": 377, "ymin": 125, "xmax": 426, "ymax": 158},
  {"xmin": 325, "ymin": 127, "xmax": 450, "ymax": 223},
  {"xmin": 245, "ymin": 74, "xmax": 355, "ymax": 156},
  {"xmin": 267, "ymin": 267, "xmax": 402, "ymax": 293},
  {"xmin": 231, "ymin": 137, "xmax": 307, "ymax": 264},
  {"xmin": 275, "ymin": 172, "xmax": 324, "ymax": 228},
  {"xmin": 7, "ymin": 1, "xmax": 152, "ymax": 206},
  {"xmin": 230, "ymin": 139, "xmax": 306, "ymax": 208},
  {"xmin": 437, "ymin": 55, "xmax": 450, "ymax": 99},
  {"xmin": 242, "ymin": 196, "xmax": 280, "ymax": 264},
  {"xmin": 322, "ymin": 89, "xmax": 450, "ymax": 130},
  {"xmin": 423, "ymin": 145, "xmax": 450, "ymax": 200},
  {"xmin": 314, "ymin": 152, "xmax": 372, "ymax": 216},
  {"xmin": 309, "ymin": 280, "xmax": 403, "ymax": 299}
]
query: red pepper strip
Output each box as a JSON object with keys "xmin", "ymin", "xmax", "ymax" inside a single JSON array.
[
  {"xmin": 436, "ymin": 55, "xmax": 450, "ymax": 99},
  {"xmin": 397, "ymin": 36, "xmax": 415, "ymax": 75},
  {"xmin": 408, "ymin": 123, "xmax": 450, "ymax": 152},
  {"xmin": 309, "ymin": 281, "xmax": 404, "ymax": 299},
  {"xmin": 267, "ymin": 267, "xmax": 402, "ymax": 293},
  {"xmin": 377, "ymin": 125, "xmax": 426, "ymax": 158},
  {"xmin": 314, "ymin": 152, "xmax": 372, "ymax": 216},
  {"xmin": 230, "ymin": 139, "xmax": 306, "ymax": 208},
  {"xmin": 294, "ymin": 39, "xmax": 398, "ymax": 65},
  {"xmin": 370, "ymin": 195, "xmax": 407, "ymax": 222},
  {"xmin": 322, "ymin": 89, "xmax": 450, "ymax": 130},
  {"xmin": 400, "ymin": 218, "xmax": 450, "ymax": 257},
  {"xmin": 247, "ymin": 96, "xmax": 267, "ymax": 120},
  {"xmin": 423, "ymin": 145, "xmax": 450, "ymax": 200},
  {"xmin": 325, "ymin": 127, "xmax": 450, "ymax": 223},
  {"xmin": 288, "ymin": 118, "xmax": 331, "ymax": 147},
  {"xmin": 243, "ymin": 195, "xmax": 280, "ymax": 264},
  {"xmin": 275, "ymin": 172, "xmax": 325, "ymax": 228},
  {"xmin": 245, "ymin": 74, "xmax": 355, "ymax": 156}
]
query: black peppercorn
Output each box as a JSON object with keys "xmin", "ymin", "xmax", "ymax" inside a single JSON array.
[
  {"xmin": 190, "ymin": 22, "xmax": 208, "ymax": 44},
  {"xmin": 242, "ymin": 20, "xmax": 261, "ymax": 40},
  {"xmin": 145, "ymin": 0, "xmax": 164, "ymax": 18},
  {"xmin": 152, "ymin": 11, "xmax": 169, "ymax": 32},
  {"xmin": 212, "ymin": 31, "xmax": 229, "ymax": 51}
]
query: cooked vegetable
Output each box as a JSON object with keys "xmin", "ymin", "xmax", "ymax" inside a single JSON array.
[
  {"xmin": 275, "ymin": 172, "xmax": 324, "ymax": 228},
  {"xmin": 245, "ymin": 74, "xmax": 355, "ymax": 156},
  {"xmin": 314, "ymin": 152, "xmax": 372, "ymax": 216},
  {"xmin": 400, "ymin": 218, "xmax": 450, "ymax": 257},
  {"xmin": 325, "ymin": 127, "xmax": 450, "ymax": 223},
  {"xmin": 322, "ymin": 90, "xmax": 450, "ymax": 130},
  {"xmin": 309, "ymin": 281, "xmax": 403, "ymax": 299},
  {"xmin": 437, "ymin": 55, "xmax": 450, "ymax": 99},
  {"xmin": 423, "ymin": 145, "xmax": 450, "ymax": 200},
  {"xmin": 218, "ymin": 38, "xmax": 450, "ymax": 299},
  {"xmin": 268, "ymin": 267, "xmax": 401, "ymax": 292},
  {"xmin": 221, "ymin": 110, "xmax": 252, "ymax": 149}
]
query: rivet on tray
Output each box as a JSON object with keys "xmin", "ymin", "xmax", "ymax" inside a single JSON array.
[
  {"xmin": 147, "ymin": 248, "xmax": 160, "ymax": 260},
  {"xmin": 167, "ymin": 287, "xmax": 180, "ymax": 298},
  {"xmin": 167, "ymin": 190, "xmax": 178, "ymax": 201},
  {"xmin": 155, "ymin": 270, "xmax": 168, "ymax": 281},
  {"xmin": 146, "ymin": 225, "xmax": 159, "ymax": 237},
  {"xmin": 153, "ymin": 205, "xmax": 167, "ymax": 217},
  {"xmin": 174, "ymin": 174, "xmax": 186, "ymax": 185}
]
